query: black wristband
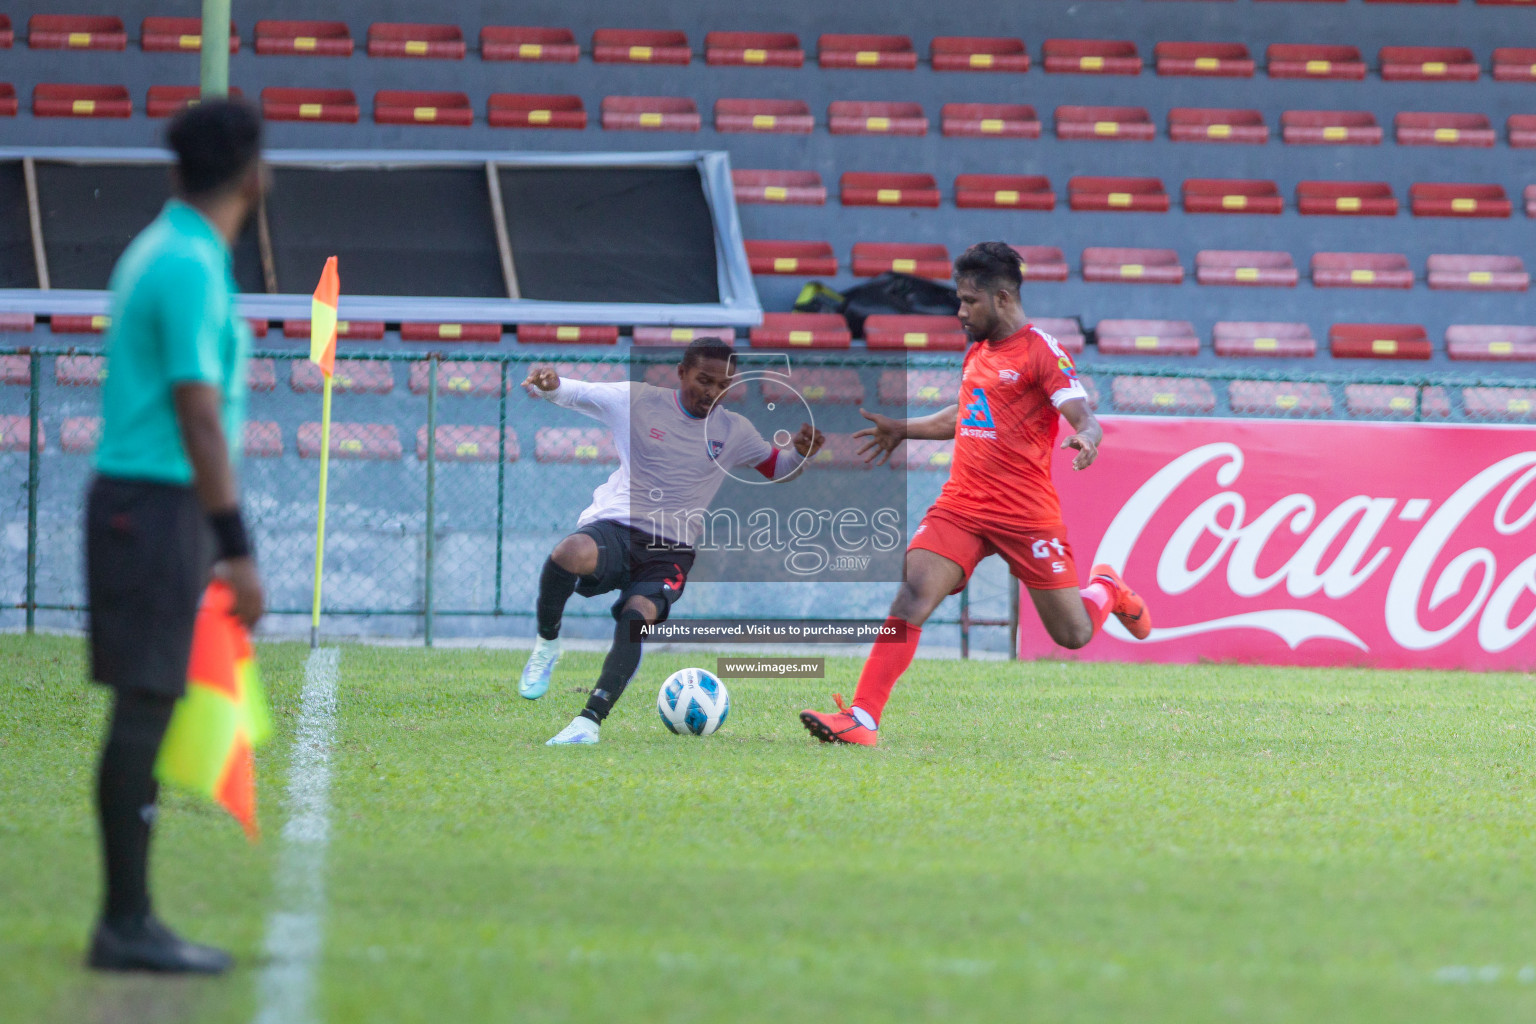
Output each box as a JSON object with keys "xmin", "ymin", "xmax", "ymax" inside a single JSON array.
[{"xmin": 209, "ymin": 508, "xmax": 252, "ymax": 561}]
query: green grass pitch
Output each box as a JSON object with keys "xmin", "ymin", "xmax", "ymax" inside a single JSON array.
[{"xmin": 3, "ymin": 632, "xmax": 1536, "ymax": 1023}]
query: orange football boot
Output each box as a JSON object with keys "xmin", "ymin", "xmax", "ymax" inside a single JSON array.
[
  {"xmin": 1090, "ymin": 564, "xmax": 1153, "ymax": 640},
  {"xmin": 799, "ymin": 694, "xmax": 878, "ymax": 746}
]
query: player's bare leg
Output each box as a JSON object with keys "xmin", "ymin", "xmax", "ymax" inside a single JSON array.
[
  {"xmin": 1029, "ymin": 569, "xmax": 1152, "ymax": 649},
  {"xmin": 548, "ymin": 594, "xmax": 659, "ymax": 746},
  {"xmin": 800, "ymin": 549, "xmax": 964, "ymax": 746},
  {"xmin": 522, "ymin": 532, "xmax": 602, "ymax": 700}
]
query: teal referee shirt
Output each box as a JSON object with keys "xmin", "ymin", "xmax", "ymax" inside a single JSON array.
[{"xmin": 95, "ymin": 200, "xmax": 250, "ymax": 484}]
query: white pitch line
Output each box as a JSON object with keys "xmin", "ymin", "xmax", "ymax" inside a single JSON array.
[{"xmin": 254, "ymin": 647, "xmax": 339, "ymax": 1024}]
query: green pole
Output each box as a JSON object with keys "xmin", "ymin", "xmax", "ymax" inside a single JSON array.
[
  {"xmin": 24, "ymin": 351, "xmax": 40, "ymax": 634},
  {"xmin": 424, "ymin": 355, "xmax": 438, "ymax": 647},
  {"xmin": 493, "ymin": 359, "xmax": 508, "ymax": 616},
  {"xmin": 199, "ymin": 0, "xmax": 231, "ymax": 98}
]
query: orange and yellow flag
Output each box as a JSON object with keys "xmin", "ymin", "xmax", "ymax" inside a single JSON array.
[
  {"xmin": 155, "ymin": 581, "xmax": 272, "ymax": 839},
  {"xmin": 309, "ymin": 256, "xmax": 339, "ymax": 377}
]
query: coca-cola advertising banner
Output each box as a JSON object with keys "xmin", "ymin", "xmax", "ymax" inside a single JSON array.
[{"xmin": 1019, "ymin": 417, "xmax": 1536, "ymax": 670}]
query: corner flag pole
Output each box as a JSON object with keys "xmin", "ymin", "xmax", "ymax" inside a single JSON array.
[{"xmin": 309, "ymin": 257, "xmax": 340, "ymax": 648}]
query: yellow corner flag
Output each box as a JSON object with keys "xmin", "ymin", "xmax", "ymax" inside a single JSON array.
[{"xmin": 310, "ymin": 255, "xmax": 339, "ymax": 376}]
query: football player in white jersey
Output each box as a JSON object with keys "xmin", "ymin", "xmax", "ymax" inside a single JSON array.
[{"xmin": 520, "ymin": 338, "xmax": 825, "ymax": 744}]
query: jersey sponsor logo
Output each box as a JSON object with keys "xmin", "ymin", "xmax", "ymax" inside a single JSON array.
[
  {"xmin": 650, "ymin": 427, "xmax": 666, "ymax": 440},
  {"xmin": 662, "ymin": 564, "xmax": 686, "ymax": 592},
  {"xmin": 959, "ymin": 387, "xmax": 998, "ymax": 439},
  {"xmin": 1039, "ymin": 330, "xmax": 1081, "ymax": 383},
  {"xmin": 998, "ymin": 368, "xmax": 1021, "ymax": 384}
]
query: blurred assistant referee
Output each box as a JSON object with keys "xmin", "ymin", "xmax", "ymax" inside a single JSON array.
[{"xmin": 84, "ymin": 99, "xmax": 267, "ymax": 974}]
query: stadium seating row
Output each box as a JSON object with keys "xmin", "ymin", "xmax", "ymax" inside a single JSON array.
[{"xmin": 7, "ymin": 17, "xmax": 1533, "ymax": 82}]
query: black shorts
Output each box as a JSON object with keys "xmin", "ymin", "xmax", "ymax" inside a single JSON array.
[
  {"xmin": 574, "ymin": 519, "xmax": 695, "ymax": 623},
  {"xmin": 86, "ymin": 476, "xmax": 213, "ymax": 696}
]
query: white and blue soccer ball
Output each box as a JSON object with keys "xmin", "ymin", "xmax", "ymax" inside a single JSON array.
[{"xmin": 657, "ymin": 668, "xmax": 730, "ymax": 736}]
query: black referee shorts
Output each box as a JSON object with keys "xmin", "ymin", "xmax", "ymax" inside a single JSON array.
[{"xmin": 85, "ymin": 476, "xmax": 212, "ymax": 696}]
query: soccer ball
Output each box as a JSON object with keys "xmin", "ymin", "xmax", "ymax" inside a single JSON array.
[{"xmin": 656, "ymin": 668, "xmax": 730, "ymax": 736}]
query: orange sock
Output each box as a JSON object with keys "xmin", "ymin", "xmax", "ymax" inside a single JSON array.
[
  {"xmin": 851, "ymin": 616, "xmax": 920, "ymax": 725},
  {"xmin": 1081, "ymin": 581, "xmax": 1114, "ymax": 634}
]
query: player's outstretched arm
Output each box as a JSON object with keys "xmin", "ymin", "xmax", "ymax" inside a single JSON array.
[{"xmin": 1058, "ymin": 398, "xmax": 1103, "ymax": 471}]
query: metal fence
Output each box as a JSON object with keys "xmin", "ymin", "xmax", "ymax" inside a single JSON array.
[{"xmin": 4, "ymin": 345, "xmax": 1532, "ymax": 651}]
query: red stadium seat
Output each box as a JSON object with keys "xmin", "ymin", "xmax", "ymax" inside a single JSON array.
[
  {"xmin": 1213, "ymin": 321, "xmax": 1316, "ymax": 357},
  {"xmin": 903, "ymin": 440, "xmax": 955, "ymax": 472},
  {"xmin": 1267, "ymin": 44, "xmax": 1365, "ymax": 80},
  {"xmin": 243, "ymin": 421, "xmax": 284, "ymax": 459},
  {"xmin": 367, "ymin": 23, "xmax": 464, "ymax": 59},
  {"xmin": 1155, "ymin": 42, "xmax": 1253, "ymax": 77},
  {"xmin": 1082, "ymin": 248, "xmax": 1183, "ymax": 284},
  {"xmin": 1510, "ymin": 115, "xmax": 1536, "ymax": 148},
  {"xmin": 1344, "ymin": 385, "xmax": 1450, "ymax": 421},
  {"xmin": 246, "ymin": 358, "xmax": 277, "ymax": 392},
  {"xmin": 851, "ymin": 242, "xmax": 951, "ymax": 278},
  {"xmin": 1297, "ymin": 181, "xmax": 1397, "ymax": 216},
  {"xmin": 744, "ymin": 240, "xmax": 838, "ymax": 276},
  {"xmin": 147, "ymin": 86, "xmax": 244, "ymax": 118},
  {"xmin": 1112, "ymin": 376, "xmax": 1215, "ymax": 413},
  {"xmin": 0, "ymin": 415, "xmax": 41, "ymax": 452},
  {"xmin": 840, "ymin": 172, "xmax": 940, "ymax": 208},
  {"xmin": 807, "ymin": 434, "xmax": 874, "ymax": 471},
  {"xmin": 715, "ymin": 98, "xmax": 813, "ymax": 134},
  {"xmin": 1463, "ymin": 388, "xmax": 1536, "ymax": 422},
  {"xmin": 480, "ymin": 26, "xmax": 578, "ymax": 62},
  {"xmin": 631, "ymin": 326, "xmax": 735, "ymax": 346},
  {"xmin": 61, "ymin": 416, "xmax": 100, "ymax": 455},
  {"xmin": 931, "ymin": 37, "xmax": 1029, "ymax": 73},
  {"xmin": 291, "ymin": 360, "xmax": 395, "ymax": 394},
  {"xmin": 1410, "ymin": 183, "xmax": 1511, "ymax": 218},
  {"xmin": 705, "ymin": 32, "xmax": 803, "ymax": 67},
  {"xmin": 1446, "ymin": 325, "xmax": 1536, "ymax": 361},
  {"xmin": 0, "ymin": 15, "xmax": 12, "ymax": 48},
  {"xmin": 416, "ymin": 425, "xmax": 520, "ymax": 463},
  {"xmin": 0, "ymin": 312, "xmax": 36, "ymax": 333},
  {"xmin": 733, "ymin": 170, "xmax": 825, "ymax": 206},
  {"xmin": 1229, "ymin": 381, "xmax": 1334, "ymax": 417},
  {"xmin": 1043, "ymin": 39, "xmax": 1141, "ymax": 74},
  {"xmin": 1528, "ymin": 185, "xmax": 1536, "ymax": 218},
  {"xmin": 762, "ymin": 369, "xmax": 864, "ymax": 404},
  {"xmin": 1282, "ymin": 110, "xmax": 1381, "ymax": 145},
  {"xmin": 941, "ymin": 103, "xmax": 1040, "ymax": 138},
  {"xmin": 1055, "ymin": 105, "xmax": 1154, "ymax": 141},
  {"xmin": 601, "ymin": 96, "xmax": 700, "ymax": 132},
  {"xmin": 1077, "ymin": 375, "xmax": 1102, "ymax": 410},
  {"xmin": 535, "ymin": 427, "xmax": 619, "ymax": 465},
  {"xmin": 1197, "ymin": 250, "xmax": 1298, "ymax": 287},
  {"xmin": 882, "ymin": 369, "xmax": 962, "ymax": 406},
  {"xmin": 28, "ymin": 15, "xmax": 125, "ymax": 50},
  {"xmin": 298, "ymin": 422, "xmax": 403, "ymax": 460},
  {"xmin": 55, "ymin": 354, "xmax": 106, "ymax": 386},
  {"xmin": 1168, "ymin": 108, "xmax": 1267, "ymax": 144},
  {"xmin": 51, "ymin": 314, "xmax": 109, "ymax": 334},
  {"xmin": 1396, "ymin": 112, "xmax": 1495, "ymax": 147},
  {"xmin": 141, "ymin": 17, "xmax": 238, "ymax": 53},
  {"xmin": 864, "ymin": 315, "xmax": 967, "ymax": 351},
  {"xmin": 0, "ymin": 84, "xmax": 15, "ymax": 117},
  {"xmin": 247, "ymin": 319, "xmax": 269, "ymax": 338},
  {"xmin": 282, "ymin": 319, "xmax": 385, "ymax": 340},
  {"xmin": 1182, "ymin": 178, "xmax": 1282, "ymax": 214},
  {"xmin": 254, "ymin": 20, "xmax": 352, "ymax": 57},
  {"xmin": 408, "ymin": 361, "xmax": 502, "ymax": 396},
  {"xmin": 593, "ymin": 29, "xmax": 690, "ymax": 65},
  {"xmin": 955, "ymin": 174, "xmax": 1054, "ymax": 210},
  {"xmin": 1014, "ymin": 246, "xmax": 1070, "ymax": 283},
  {"xmin": 1034, "ymin": 318, "xmax": 1085, "ymax": 354},
  {"xmin": 1492, "ymin": 48, "xmax": 1536, "ymax": 83},
  {"xmin": 1069, "ymin": 177, "xmax": 1169, "ymax": 212},
  {"xmin": 262, "ymin": 88, "xmax": 359, "ymax": 124},
  {"xmin": 1427, "ymin": 255, "xmax": 1528, "ymax": 291},
  {"xmin": 1097, "ymin": 319, "xmax": 1199, "ymax": 356},
  {"xmin": 33, "ymin": 84, "xmax": 130, "ymax": 118},
  {"xmin": 0, "ymin": 356, "xmax": 26, "ymax": 387},
  {"xmin": 517, "ymin": 324, "xmax": 619, "ymax": 345},
  {"xmin": 828, "ymin": 101, "xmax": 927, "ymax": 136},
  {"xmin": 488, "ymin": 94, "xmax": 585, "ymax": 129},
  {"xmin": 818, "ymin": 34, "xmax": 916, "ymax": 70},
  {"xmin": 749, "ymin": 313, "xmax": 852, "ymax": 349},
  {"xmin": 400, "ymin": 322, "xmax": 501, "ymax": 342},
  {"xmin": 375, "ymin": 91, "xmax": 472, "ymax": 127},
  {"xmin": 1380, "ymin": 46, "xmax": 1478, "ymax": 82},
  {"xmin": 1329, "ymin": 323, "xmax": 1431, "ymax": 360},
  {"xmin": 1312, "ymin": 252, "xmax": 1413, "ymax": 289}
]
